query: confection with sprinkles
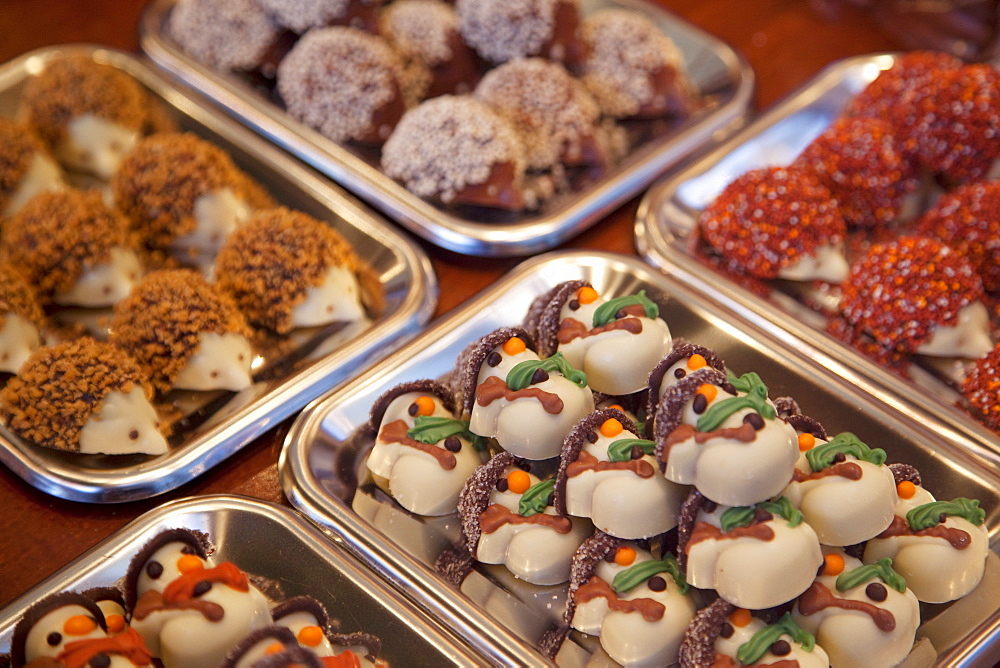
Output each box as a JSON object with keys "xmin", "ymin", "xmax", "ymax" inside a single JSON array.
[{"xmin": 0, "ymin": 117, "xmax": 65, "ymax": 218}]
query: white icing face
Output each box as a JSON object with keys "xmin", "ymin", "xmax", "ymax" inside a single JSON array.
[
  {"xmin": 777, "ymin": 242, "xmax": 850, "ymax": 283},
  {"xmin": 93, "ymin": 598, "xmax": 128, "ymax": 635},
  {"xmin": 367, "ymin": 391, "xmax": 484, "ymax": 516},
  {"xmin": 916, "ymin": 301, "xmax": 993, "ymax": 359},
  {"xmin": 474, "ymin": 467, "xmax": 592, "ymax": 585},
  {"xmin": 0, "ymin": 312, "xmax": 41, "ymax": 374},
  {"xmin": 656, "ymin": 354, "xmax": 715, "ymax": 399},
  {"xmin": 172, "ymin": 188, "xmax": 252, "ymax": 271},
  {"xmin": 685, "ymin": 503, "xmax": 823, "ymax": 610},
  {"xmin": 53, "ymin": 246, "xmax": 142, "ymax": 307},
  {"xmin": 713, "ymin": 615, "xmax": 831, "ymax": 668},
  {"xmin": 556, "ymin": 291, "xmax": 672, "ymax": 396},
  {"xmin": 79, "ymin": 386, "xmax": 168, "ymax": 456},
  {"xmin": 4, "ymin": 151, "xmax": 65, "ymax": 217},
  {"xmin": 57, "ymin": 113, "xmax": 139, "ymax": 179},
  {"xmin": 173, "ymin": 331, "xmax": 254, "ymax": 392},
  {"xmin": 23, "ymin": 602, "xmax": 106, "ymax": 662},
  {"xmin": 792, "ymin": 554, "xmax": 920, "ymax": 668},
  {"xmin": 564, "ymin": 417, "xmax": 684, "ymax": 539},
  {"xmin": 291, "ymin": 264, "xmax": 367, "ymax": 328},
  {"xmin": 274, "ymin": 610, "xmax": 333, "ymax": 656}
]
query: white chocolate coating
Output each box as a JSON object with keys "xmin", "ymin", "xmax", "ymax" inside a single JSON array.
[
  {"xmin": 0, "ymin": 312, "xmax": 41, "ymax": 374},
  {"xmin": 291, "ymin": 264, "xmax": 367, "ymax": 328},
  {"xmin": 173, "ymin": 331, "xmax": 254, "ymax": 392},
  {"xmin": 58, "ymin": 113, "xmax": 139, "ymax": 179},
  {"xmin": 777, "ymin": 242, "xmax": 850, "ymax": 283},
  {"xmin": 23, "ymin": 602, "xmax": 108, "ymax": 663},
  {"xmin": 79, "ymin": 386, "xmax": 168, "ymax": 455},
  {"xmin": 367, "ymin": 391, "xmax": 484, "ymax": 515},
  {"xmin": 174, "ymin": 188, "xmax": 251, "ymax": 271},
  {"xmin": 273, "ymin": 610, "xmax": 377, "ymax": 668},
  {"xmin": 4, "ymin": 151, "xmax": 65, "ymax": 217},
  {"xmin": 53, "ymin": 246, "xmax": 142, "ymax": 307},
  {"xmin": 713, "ymin": 616, "xmax": 831, "ymax": 668},
  {"xmin": 915, "ymin": 301, "xmax": 993, "ymax": 359}
]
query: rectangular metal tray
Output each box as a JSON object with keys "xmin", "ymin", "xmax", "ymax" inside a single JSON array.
[
  {"xmin": 0, "ymin": 46, "xmax": 437, "ymax": 504},
  {"xmin": 0, "ymin": 494, "xmax": 488, "ymax": 666},
  {"xmin": 139, "ymin": 0, "xmax": 754, "ymax": 257},
  {"xmin": 279, "ymin": 250, "xmax": 1000, "ymax": 667},
  {"xmin": 634, "ymin": 52, "xmax": 1000, "ymax": 472}
]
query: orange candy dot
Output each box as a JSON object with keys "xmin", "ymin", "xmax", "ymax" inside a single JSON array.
[
  {"xmin": 577, "ymin": 286, "xmax": 599, "ymax": 304},
  {"xmin": 176, "ymin": 554, "xmax": 204, "ymax": 574},
  {"xmin": 688, "ymin": 354, "xmax": 707, "ymax": 370},
  {"xmin": 297, "ymin": 625, "xmax": 325, "ymax": 647},
  {"xmin": 697, "ymin": 384, "xmax": 718, "ymax": 403},
  {"xmin": 614, "ymin": 546, "xmax": 636, "ymax": 566},
  {"xmin": 105, "ymin": 614, "xmax": 126, "ymax": 634},
  {"xmin": 414, "ymin": 395, "xmax": 436, "ymax": 417},
  {"xmin": 265, "ymin": 642, "xmax": 286, "ymax": 655},
  {"xmin": 823, "ymin": 553, "xmax": 845, "ymax": 576},
  {"xmin": 64, "ymin": 614, "xmax": 97, "ymax": 636},
  {"xmin": 503, "ymin": 336, "xmax": 527, "ymax": 355},
  {"xmin": 897, "ymin": 480, "xmax": 916, "ymax": 499},
  {"xmin": 798, "ymin": 433, "xmax": 816, "ymax": 451},
  {"xmin": 600, "ymin": 418, "xmax": 624, "ymax": 438},
  {"xmin": 608, "ymin": 404, "xmax": 624, "ymax": 412},
  {"xmin": 506, "ymin": 470, "xmax": 531, "ymax": 494},
  {"xmin": 728, "ymin": 608, "xmax": 752, "ymax": 628}
]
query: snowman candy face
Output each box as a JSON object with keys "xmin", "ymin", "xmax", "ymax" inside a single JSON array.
[{"xmin": 713, "ymin": 610, "xmax": 831, "ymax": 668}]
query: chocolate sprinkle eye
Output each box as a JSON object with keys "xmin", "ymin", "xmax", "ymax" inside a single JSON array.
[
  {"xmin": 193, "ymin": 580, "xmax": 211, "ymax": 597},
  {"xmin": 128, "ymin": 428, "xmax": 139, "ymax": 440},
  {"xmin": 531, "ymin": 368, "xmax": 549, "ymax": 384},
  {"xmin": 939, "ymin": 513, "xmax": 948, "ymax": 524},
  {"xmin": 630, "ymin": 445, "xmax": 643, "ymax": 460},
  {"xmin": 495, "ymin": 478, "xmax": 508, "ymax": 493},
  {"xmin": 719, "ymin": 622, "xmax": 734, "ymax": 639},
  {"xmin": 444, "ymin": 436, "xmax": 462, "ymax": 452},
  {"xmin": 486, "ymin": 351, "xmax": 502, "ymax": 367},
  {"xmin": 181, "ymin": 546, "xmax": 197, "ymax": 555},
  {"xmin": 743, "ymin": 412, "xmax": 765, "ymax": 430},
  {"xmin": 47, "ymin": 631, "xmax": 61, "ymax": 646},
  {"xmin": 833, "ymin": 452, "xmax": 846, "ymax": 463},
  {"xmin": 146, "ymin": 561, "xmax": 163, "ymax": 579},
  {"xmin": 866, "ymin": 582, "xmax": 888, "ymax": 602},
  {"xmin": 723, "ymin": 382, "xmax": 736, "ymax": 395},
  {"xmin": 586, "ymin": 431, "xmax": 598, "ymax": 444},
  {"xmin": 692, "ymin": 393, "xmax": 707, "ymax": 414},
  {"xmin": 674, "ymin": 368, "xmax": 686, "ymax": 379},
  {"xmin": 615, "ymin": 308, "xmax": 627, "ymax": 319},
  {"xmin": 90, "ymin": 653, "xmax": 111, "ymax": 668},
  {"xmin": 569, "ymin": 299, "xmax": 580, "ymax": 310},
  {"xmin": 408, "ymin": 402, "xmax": 419, "ymax": 416},
  {"xmin": 647, "ymin": 575, "xmax": 667, "ymax": 592},
  {"xmin": 770, "ymin": 640, "xmax": 791, "ymax": 657}
]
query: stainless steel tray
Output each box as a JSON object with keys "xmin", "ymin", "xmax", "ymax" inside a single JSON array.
[
  {"xmin": 0, "ymin": 46, "xmax": 437, "ymax": 504},
  {"xmin": 140, "ymin": 0, "xmax": 754, "ymax": 257},
  {"xmin": 279, "ymin": 250, "xmax": 1000, "ymax": 667},
  {"xmin": 634, "ymin": 52, "xmax": 1000, "ymax": 470},
  {"xmin": 0, "ymin": 495, "xmax": 487, "ymax": 666}
]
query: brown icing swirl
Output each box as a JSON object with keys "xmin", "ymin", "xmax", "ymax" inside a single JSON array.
[
  {"xmin": 132, "ymin": 589, "xmax": 224, "ymax": 622},
  {"xmin": 685, "ymin": 520, "xmax": 775, "ymax": 553},
  {"xmin": 557, "ymin": 309, "xmax": 645, "ymax": 345},
  {"xmin": 876, "ymin": 515, "xmax": 971, "ymax": 550},
  {"xmin": 797, "ymin": 581, "xmax": 896, "ymax": 632},
  {"xmin": 479, "ymin": 503, "xmax": 573, "ymax": 535},
  {"xmin": 661, "ymin": 421, "xmax": 757, "ymax": 462},
  {"xmin": 574, "ymin": 575, "xmax": 665, "ymax": 622},
  {"xmin": 475, "ymin": 374, "xmax": 564, "ymax": 414},
  {"xmin": 378, "ymin": 419, "xmax": 457, "ymax": 470},
  {"xmin": 566, "ymin": 448, "xmax": 655, "ymax": 478},
  {"xmin": 792, "ymin": 460, "xmax": 862, "ymax": 482}
]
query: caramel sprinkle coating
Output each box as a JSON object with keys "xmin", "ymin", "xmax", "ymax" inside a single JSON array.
[
  {"xmin": 0, "ymin": 118, "xmax": 51, "ymax": 215},
  {"xmin": 698, "ymin": 166, "xmax": 846, "ymax": 279},
  {"xmin": 168, "ymin": 0, "xmax": 284, "ymax": 72},
  {"xmin": 840, "ymin": 236, "xmax": 983, "ymax": 354},
  {"xmin": 677, "ymin": 596, "xmax": 735, "ymax": 668},
  {"xmin": 109, "ymin": 269, "xmax": 251, "ymax": 394},
  {"xmin": 963, "ymin": 343, "xmax": 1000, "ymax": 431},
  {"xmin": 213, "ymin": 207, "xmax": 360, "ymax": 335},
  {"xmin": 112, "ymin": 132, "xmax": 272, "ymax": 253},
  {"xmin": 0, "ymin": 265, "xmax": 45, "ymax": 333},
  {"xmin": 1, "ymin": 189, "xmax": 138, "ymax": 302},
  {"xmin": 1, "ymin": 337, "xmax": 154, "ymax": 452},
  {"xmin": 19, "ymin": 56, "xmax": 151, "ymax": 153}
]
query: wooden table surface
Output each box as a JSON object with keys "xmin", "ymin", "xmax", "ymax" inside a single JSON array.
[{"xmin": 0, "ymin": 0, "xmax": 908, "ymax": 610}]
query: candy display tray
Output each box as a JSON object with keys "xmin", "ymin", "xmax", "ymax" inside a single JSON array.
[
  {"xmin": 0, "ymin": 45, "xmax": 437, "ymax": 504},
  {"xmin": 0, "ymin": 495, "xmax": 488, "ymax": 666},
  {"xmin": 279, "ymin": 250, "xmax": 1000, "ymax": 667},
  {"xmin": 140, "ymin": 0, "xmax": 754, "ymax": 257},
  {"xmin": 634, "ymin": 52, "xmax": 1000, "ymax": 471}
]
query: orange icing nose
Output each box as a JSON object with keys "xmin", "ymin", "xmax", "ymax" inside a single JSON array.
[
  {"xmin": 176, "ymin": 554, "xmax": 204, "ymax": 574},
  {"xmin": 798, "ymin": 433, "xmax": 816, "ymax": 451},
  {"xmin": 297, "ymin": 625, "xmax": 325, "ymax": 647},
  {"xmin": 728, "ymin": 608, "xmax": 752, "ymax": 628},
  {"xmin": 577, "ymin": 286, "xmax": 599, "ymax": 304},
  {"xmin": 414, "ymin": 395, "xmax": 436, "ymax": 416},
  {"xmin": 697, "ymin": 383, "xmax": 718, "ymax": 403},
  {"xmin": 897, "ymin": 480, "xmax": 916, "ymax": 499},
  {"xmin": 105, "ymin": 614, "xmax": 126, "ymax": 634},
  {"xmin": 688, "ymin": 353, "xmax": 707, "ymax": 370},
  {"xmin": 64, "ymin": 614, "xmax": 97, "ymax": 636},
  {"xmin": 614, "ymin": 546, "xmax": 636, "ymax": 566},
  {"xmin": 503, "ymin": 336, "xmax": 526, "ymax": 355},
  {"xmin": 600, "ymin": 418, "xmax": 623, "ymax": 438},
  {"xmin": 265, "ymin": 641, "xmax": 286, "ymax": 655},
  {"xmin": 506, "ymin": 470, "xmax": 531, "ymax": 494},
  {"xmin": 823, "ymin": 552, "xmax": 845, "ymax": 576}
]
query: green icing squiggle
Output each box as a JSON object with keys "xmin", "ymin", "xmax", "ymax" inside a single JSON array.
[
  {"xmin": 907, "ymin": 498, "xmax": 985, "ymax": 530},
  {"xmin": 592, "ymin": 290, "xmax": 659, "ymax": 327},
  {"xmin": 610, "ymin": 553, "xmax": 688, "ymax": 595},
  {"xmin": 696, "ymin": 371, "xmax": 775, "ymax": 432},
  {"xmin": 518, "ymin": 479, "xmax": 555, "ymax": 517},
  {"xmin": 736, "ymin": 612, "xmax": 815, "ymax": 665},
  {"xmin": 805, "ymin": 432, "xmax": 886, "ymax": 472},
  {"xmin": 607, "ymin": 438, "xmax": 655, "ymax": 462},
  {"xmin": 835, "ymin": 557, "xmax": 906, "ymax": 593},
  {"xmin": 506, "ymin": 352, "xmax": 588, "ymax": 390},
  {"xmin": 408, "ymin": 416, "xmax": 475, "ymax": 444},
  {"xmin": 720, "ymin": 497, "xmax": 803, "ymax": 533}
]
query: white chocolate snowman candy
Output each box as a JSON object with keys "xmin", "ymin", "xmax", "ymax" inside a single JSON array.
[
  {"xmin": 125, "ymin": 529, "xmax": 272, "ymax": 668},
  {"xmin": 458, "ymin": 451, "xmax": 593, "ymax": 585},
  {"xmin": 645, "ymin": 341, "xmax": 728, "ymax": 433},
  {"xmin": 109, "ymin": 269, "xmax": 255, "ymax": 395},
  {"xmin": 654, "ymin": 369, "xmax": 799, "ymax": 507},
  {"xmin": 525, "ymin": 281, "xmax": 672, "ymax": 396},
  {"xmin": 0, "ymin": 264, "xmax": 45, "ymax": 374},
  {"xmin": 555, "ymin": 408, "xmax": 685, "ymax": 539},
  {"xmin": 782, "ymin": 431, "xmax": 897, "ymax": 546},
  {"xmin": 83, "ymin": 586, "xmax": 130, "ymax": 636},
  {"xmin": 793, "ymin": 553, "xmax": 920, "ymax": 668},
  {"xmin": 269, "ymin": 597, "xmax": 383, "ymax": 667},
  {"xmin": 0, "ymin": 337, "xmax": 168, "ymax": 455},
  {"xmin": 863, "ymin": 491, "xmax": 989, "ymax": 604},
  {"xmin": 566, "ymin": 535, "xmax": 696, "ymax": 667},
  {"xmin": 680, "ymin": 493, "xmax": 823, "ymax": 610},
  {"xmin": 0, "ymin": 117, "xmax": 65, "ymax": 218},
  {"xmin": 223, "ymin": 626, "xmax": 324, "ymax": 668},
  {"xmin": 458, "ymin": 328, "xmax": 595, "ymax": 460},
  {"xmin": 367, "ymin": 380, "xmax": 485, "ymax": 516}
]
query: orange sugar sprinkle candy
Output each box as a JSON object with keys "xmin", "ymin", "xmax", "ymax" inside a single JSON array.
[
  {"xmin": 177, "ymin": 554, "xmax": 204, "ymax": 574},
  {"xmin": 265, "ymin": 642, "xmax": 286, "ymax": 655},
  {"xmin": 105, "ymin": 614, "xmax": 126, "ymax": 634},
  {"xmin": 697, "ymin": 383, "xmax": 718, "ymax": 403},
  {"xmin": 507, "ymin": 470, "xmax": 531, "ymax": 494},
  {"xmin": 897, "ymin": 480, "xmax": 917, "ymax": 499},
  {"xmin": 823, "ymin": 553, "xmax": 845, "ymax": 576},
  {"xmin": 64, "ymin": 614, "xmax": 98, "ymax": 636},
  {"xmin": 414, "ymin": 395, "xmax": 436, "ymax": 416},
  {"xmin": 600, "ymin": 418, "xmax": 624, "ymax": 438},
  {"xmin": 798, "ymin": 433, "xmax": 816, "ymax": 451},
  {"xmin": 503, "ymin": 337, "xmax": 526, "ymax": 355},
  {"xmin": 688, "ymin": 354, "xmax": 707, "ymax": 370},
  {"xmin": 728, "ymin": 608, "xmax": 752, "ymax": 628},
  {"xmin": 614, "ymin": 546, "xmax": 636, "ymax": 566},
  {"xmin": 297, "ymin": 625, "xmax": 325, "ymax": 647},
  {"xmin": 577, "ymin": 286, "xmax": 599, "ymax": 304}
]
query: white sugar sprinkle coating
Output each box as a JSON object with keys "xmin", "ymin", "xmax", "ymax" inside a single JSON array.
[
  {"xmin": 581, "ymin": 8, "xmax": 692, "ymax": 118},
  {"xmin": 381, "ymin": 95, "xmax": 525, "ymax": 203},
  {"xmin": 379, "ymin": 0, "xmax": 456, "ymax": 67},
  {"xmin": 168, "ymin": 0, "xmax": 282, "ymax": 72},
  {"xmin": 456, "ymin": 0, "xmax": 559, "ymax": 64},
  {"xmin": 475, "ymin": 58, "xmax": 600, "ymax": 171},
  {"xmin": 258, "ymin": 0, "xmax": 377, "ymax": 33},
  {"xmin": 277, "ymin": 26, "xmax": 405, "ymax": 143}
]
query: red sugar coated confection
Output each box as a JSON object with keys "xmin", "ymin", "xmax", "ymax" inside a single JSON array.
[
  {"xmin": 794, "ymin": 115, "xmax": 918, "ymax": 228},
  {"xmin": 697, "ymin": 165, "xmax": 845, "ymax": 279},
  {"xmin": 845, "ymin": 51, "xmax": 964, "ymax": 125},
  {"xmin": 917, "ymin": 180, "xmax": 1000, "ymax": 293},
  {"xmin": 840, "ymin": 236, "xmax": 984, "ymax": 354},
  {"xmin": 963, "ymin": 342, "xmax": 1000, "ymax": 430}
]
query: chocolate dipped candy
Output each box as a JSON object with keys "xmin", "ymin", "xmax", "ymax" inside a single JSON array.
[
  {"xmin": 644, "ymin": 340, "xmax": 727, "ymax": 438},
  {"xmin": 654, "ymin": 369, "xmax": 799, "ymax": 507},
  {"xmin": 525, "ymin": 281, "xmax": 671, "ymax": 396},
  {"xmin": 367, "ymin": 379, "xmax": 485, "ymax": 515},
  {"xmin": 259, "ymin": 0, "xmax": 384, "ymax": 34},
  {"xmin": 554, "ymin": 408, "xmax": 684, "ymax": 539},
  {"xmin": 0, "ymin": 264, "xmax": 45, "ymax": 374},
  {"xmin": 124, "ymin": 529, "xmax": 272, "ymax": 668},
  {"xmin": 792, "ymin": 553, "xmax": 920, "ymax": 668},
  {"xmin": 223, "ymin": 626, "xmax": 324, "ymax": 668},
  {"xmin": 0, "ymin": 337, "xmax": 168, "ymax": 455},
  {"xmin": 0, "ymin": 117, "xmax": 65, "ymax": 218},
  {"xmin": 458, "ymin": 451, "xmax": 592, "ymax": 585},
  {"xmin": 455, "ymin": 0, "xmax": 586, "ymax": 68},
  {"xmin": 566, "ymin": 534, "xmax": 696, "ymax": 667},
  {"xmin": 269, "ymin": 596, "xmax": 382, "ymax": 667},
  {"xmin": 781, "ymin": 432, "xmax": 897, "ymax": 547},
  {"xmin": 963, "ymin": 341, "xmax": 1000, "ymax": 431}
]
